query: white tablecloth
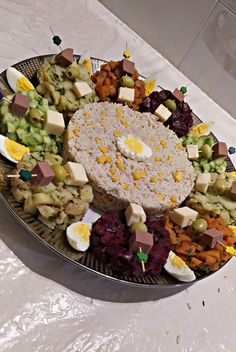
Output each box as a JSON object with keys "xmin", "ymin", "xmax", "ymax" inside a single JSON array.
[{"xmin": 0, "ymin": 1, "xmax": 236, "ymax": 351}]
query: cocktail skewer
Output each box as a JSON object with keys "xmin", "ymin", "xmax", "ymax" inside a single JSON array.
[
  {"xmin": 50, "ymin": 26, "xmax": 63, "ymax": 51},
  {"xmin": 7, "ymin": 173, "xmax": 37, "ymax": 179},
  {"xmin": 123, "ymin": 43, "xmax": 131, "ymax": 59},
  {"xmin": 218, "ymin": 241, "xmax": 236, "ymax": 257},
  {"xmin": 139, "ymin": 247, "xmax": 146, "ymax": 272},
  {"xmin": 0, "ymin": 91, "xmax": 12, "ymax": 104}
]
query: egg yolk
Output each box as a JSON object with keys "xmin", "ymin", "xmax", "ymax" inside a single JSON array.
[
  {"xmin": 124, "ymin": 136, "xmax": 144, "ymax": 153},
  {"xmin": 170, "ymin": 254, "xmax": 187, "ymax": 269},
  {"xmin": 75, "ymin": 224, "xmax": 91, "ymax": 242},
  {"xmin": 5, "ymin": 139, "xmax": 29, "ymax": 161},
  {"xmin": 16, "ymin": 77, "xmax": 34, "ymax": 92},
  {"xmin": 145, "ymin": 80, "xmax": 155, "ymax": 96},
  {"xmin": 225, "ymin": 246, "xmax": 236, "ymax": 255},
  {"xmin": 82, "ymin": 59, "xmax": 92, "ymax": 74},
  {"xmin": 228, "ymin": 226, "xmax": 236, "ymax": 235},
  {"xmin": 190, "ymin": 122, "xmax": 212, "ymax": 136}
]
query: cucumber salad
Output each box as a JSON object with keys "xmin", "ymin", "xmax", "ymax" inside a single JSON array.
[{"xmin": 0, "ymin": 89, "xmax": 62, "ymax": 154}]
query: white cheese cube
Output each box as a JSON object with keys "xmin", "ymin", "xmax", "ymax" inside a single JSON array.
[
  {"xmin": 186, "ymin": 144, "xmax": 199, "ymax": 160},
  {"xmin": 170, "ymin": 206, "xmax": 198, "ymax": 228},
  {"xmin": 73, "ymin": 81, "xmax": 93, "ymax": 98},
  {"xmin": 195, "ymin": 172, "xmax": 211, "ymax": 193},
  {"xmin": 154, "ymin": 104, "xmax": 172, "ymax": 122},
  {"xmin": 44, "ymin": 110, "xmax": 65, "ymax": 136},
  {"xmin": 117, "ymin": 87, "xmax": 135, "ymax": 104},
  {"xmin": 64, "ymin": 162, "xmax": 88, "ymax": 186},
  {"xmin": 125, "ymin": 202, "xmax": 146, "ymax": 226}
]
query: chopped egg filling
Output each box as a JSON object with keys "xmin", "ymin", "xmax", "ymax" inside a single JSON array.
[
  {"xmin": 170, "ymin": 253, "xmax": 188, "ymax": 269},
  {"xmin": 82, "ymin": 58, "xmax": 92, "ymax": 74},
  {"xmin": 190, "ymin": 122, "xmax": 213, "ymax": 136},
  {"xmin": 144, "ymin": 72, "xmax": 158, "ymax": 96},
  {"xmin": 145, "ymin": 80, "xmax": 155, "ymax": 96},
  {"xmin": 16, "ymin": 77, "xmax": 34, "ymax": 92},
  {"xmin": 5, "ymin": 139, "xmax": 29, "ymax": 161},
  {"xmin": 75, "ymin": 223, "xmax": 91, "ymax": 242},
  {"xmin": 66, "ymin": 222, "xmax": 92, "ymax": 252},
  {"xmin": 117, "ymin": 135, "xmax": 152, "ymax": 161},
  {"xmin": 0, "ymin": 135, "xmax": 29, "ymax": 163},
  {"xmin": 164, "ymin": 251, "xmax": 196, "ymax": 282},
  {"xmin": 124, "ymin": 136, "xmax": 143, "ymax": 153}
]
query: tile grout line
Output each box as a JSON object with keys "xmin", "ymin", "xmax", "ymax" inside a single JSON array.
[
  {"xmin": 219, "ymin": 0, "xmax": 236, "ymax": 16},
  {"xmin": 177, "ymin": 1, "xmax": 219, "ymax": 68}
]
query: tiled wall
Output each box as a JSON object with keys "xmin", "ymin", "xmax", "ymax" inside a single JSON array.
[{"xmin": 99, "ymin": 0, "xmax": 236, "ymax": 119}]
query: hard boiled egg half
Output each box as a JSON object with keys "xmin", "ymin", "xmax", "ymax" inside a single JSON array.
[
  {"xmin": 189, "ymin": 122, "xmax": 213, "ymax": 136},
  {"xmin": 117, "ymin": 135, "xmax": 152, "ymax": 161},
  {"xmin": 79, "ymin": 51, "xmax": 92, "ymax": 75},
  {"xmin": 6, "ymin": 67, "xmax": 35, "ymax": 93},
  {"xmin": 144, "ymin": 72, "xmax": 159, "ymax": 96},
  {"xmin": 66, "ymin": 222, "xmax": 92, "ymax": 251},
  {"xmin": 0, "ymin": 135, "xmax": 29, "ymax": 163},
  {"xmin": 164, "ymin": 251, "xmax": 196, "ymax": 282}
]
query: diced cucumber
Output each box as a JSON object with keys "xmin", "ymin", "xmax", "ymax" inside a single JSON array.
[
  {"xmin": 197, "ymin": 138, "xmax": 205, "ymax": 149},
  {"xmin": 204, "ymin": 136, "xmax": 214, "ymax": 146},
  {"xmin": 203, "ymin": 164, "xmax": 211, "ymax": 172},
  {"xmin": 194, "ymin": 167, "xmax": 202, "ymax": 176},
  {"xmin": 214, "ymin": 157, "xmax": 225, "ymax": 166},
  {"xmin": 16, "ymin": 129, "xmax": 27, "ymax": 140},
  {"xmin": 7, "ymin": 132, "xmax": 17, "ymax": 141},
  {"xmin": 38, "ymin": 105, "xmax": 48, "ymax": 114},
  {"xmin": 0, "ymin": 105, "xmax": 9, "ymax": 115},
  {"xmin": 30, "ymin": 126, "xmax": 36, "ymax": 134},
  {"xmin": 192, "ymin": 161, "xmax": 199, "ymax": 167},
  {"xmin": 34, "ymin": 134, "xmax": 43, "ymax": 143},
  {"xmin": 29, "ymin": 99, "xmax": 38, "ymax": 108},
  {"xmin": 217, "ymin": 165, "xmax": 227, "ymax": 173},
  {"xmin": 42, "ymin": 98, "xmax": 48, "ymax": 106},
  {"xmin": 51, "ymin": 145, "xmax": 58, "ymax": 154},
  {"xmin": 199, "ymin": 158, "xmax": 208, "ymax": 166},
  {"xmin": 25, "ymin": 136, "xmax": 38, "ymax": 146},
  {"xmin": 19, "ymin": 118, "xmax": 27, "ymax": 127},
  {"xmin": 43, "ymin": 136, "xmax": 51, "ymax": 144},
  {"xmin": 209, "ymin": 160, "xmax": 215, "ymax": 168},
  {"xmin": 3, "ymin": 113, "xmax": 14, "ymax": 123},
  {"xmin": 34, "ymin": 91, "xmax": 40, "ymax": 101},
  {"xmin": 7, "ymin": 121, "xmax": 16, "ymax": 133},
  {"xmin": 33, "ymin": 145, "xmax": 44, "ymax": 152},
  {"xmin": 28, "ymin": 90, "xmax": 35, "ymax": 100},
  {"xmin": 0, "ymin": 88, "xmax": 61, "ymax": 155},
  {"xmin": 40, "ymin": 130, "xmax": 47, "ymax": 136},
  {"xmin": 14, "ymin": 119, "xmax": 20, "ymax": 128},
  {"xmin": 31, "ymin": 152, "xmax": 44, "ymax": 161}
]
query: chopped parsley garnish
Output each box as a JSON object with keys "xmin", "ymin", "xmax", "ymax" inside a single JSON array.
[
  {"xmin": 202, "ymin": 266, "xmax": 210, "ymax": 273},
  {"xmin": 48, "ymin": 212, "xmax": 60, "ymax": 221},
  {"xmin": 58, "ymin": 88, "xmax": 65, "ymax": 95}
]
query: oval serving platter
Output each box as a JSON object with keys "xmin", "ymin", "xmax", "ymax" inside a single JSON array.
[{"xmin": 0, "ymin": 55, "xmax": 234, "ymax": 288}]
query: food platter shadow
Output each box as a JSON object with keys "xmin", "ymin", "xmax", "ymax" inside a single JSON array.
[{"xmin": 0, "ymin": 198, "xmax": 191, "ymax": 303}]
